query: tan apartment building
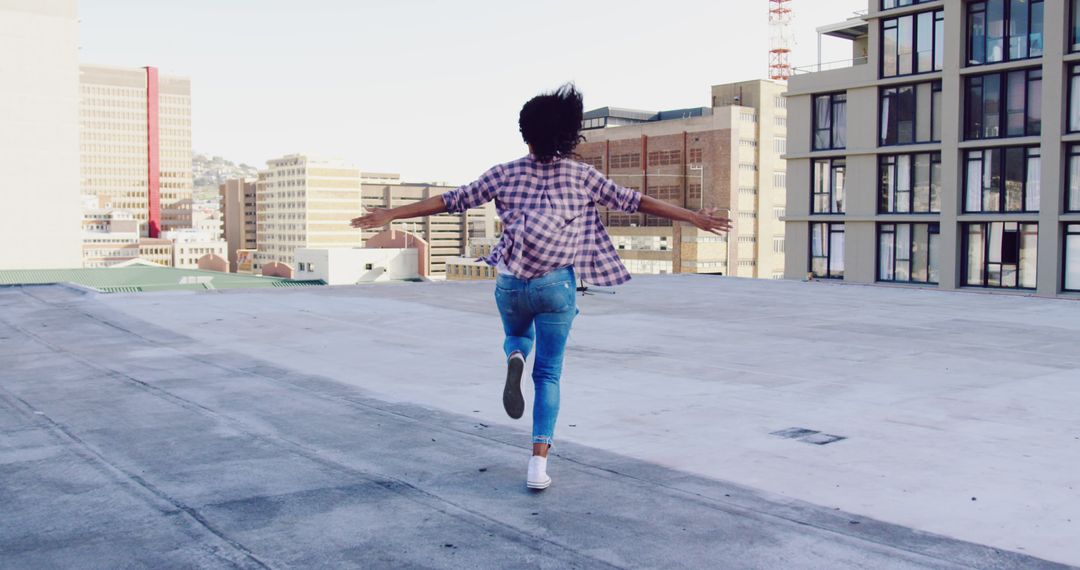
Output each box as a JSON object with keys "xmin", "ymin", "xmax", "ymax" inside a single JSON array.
[
  {"xmin": 220, "ymin": 177, "xmax": 257, "ymax": 272},
  {"xmin": 256, "ymin": 154, "xmax": 363, "ymax": 269},
  {"xmin": 0, "ymin": 0, "xmax": 83, "ymax": 270},
  {"xmin": 361, "ymin": 182, "xmax": 497, "ymax": 276},
  {"xmin": 79, "ymin": 64, "xmax": 193, "ymax": 253},
  {"xmin": 786, "ymin": 0, "xmax": 1079, "ymax": 296},
  {"xmin": 577, "ymin": 79, "xmax": 788, "ymax": 279}
]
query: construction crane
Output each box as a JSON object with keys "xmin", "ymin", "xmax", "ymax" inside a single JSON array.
[{"xmin": 769, "ymin": 0, "xmax": 793, "ymax": 81}]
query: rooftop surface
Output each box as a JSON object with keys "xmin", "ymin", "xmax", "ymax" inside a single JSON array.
[{"xmin": 1, "ymin": 277, "xmax": 1077, "ymax": 568}]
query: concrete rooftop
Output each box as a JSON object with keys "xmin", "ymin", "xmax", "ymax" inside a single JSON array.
[{"xmin": 1, "ymin": 277, "xmax": 1078, "ymax": 568}]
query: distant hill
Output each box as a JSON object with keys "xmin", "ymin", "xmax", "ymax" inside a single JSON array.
[{"xmin": 193, "ymin": 152, "xmax": 260, "ymax": 200}]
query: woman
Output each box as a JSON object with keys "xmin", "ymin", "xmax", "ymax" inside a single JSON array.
[{"xmin": 351, "ymin": 84, "xmax": 732, "ymax": 490}]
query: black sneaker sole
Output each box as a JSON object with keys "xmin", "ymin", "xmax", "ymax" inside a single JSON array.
[{"xmin": 503, "ymin": 357, "xmax": 525, "ymax": 419}]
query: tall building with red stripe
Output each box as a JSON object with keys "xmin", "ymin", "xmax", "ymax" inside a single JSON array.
[{"xmin": 79, "ymin": 65, "xmax": 193, "ymax": 264}]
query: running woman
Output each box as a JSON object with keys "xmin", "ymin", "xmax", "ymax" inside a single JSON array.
[{"xmin": 351, "ymin": 84, "xmax": 732, "ymax": 490}]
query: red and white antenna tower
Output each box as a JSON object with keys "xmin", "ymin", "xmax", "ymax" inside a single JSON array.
[{"xmin": 769, "ymin": 0, "xmax": 793, "ymax": 81}]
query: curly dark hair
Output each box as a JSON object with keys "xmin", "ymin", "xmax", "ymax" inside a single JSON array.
[{"xmin": 518, "ymin": 83, "xmax": 584, "ymax": 163}]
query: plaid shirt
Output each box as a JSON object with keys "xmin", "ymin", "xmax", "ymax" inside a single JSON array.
[{"xmin": 442, "ymin": 155, "xmax": 642, "ymax": 286}]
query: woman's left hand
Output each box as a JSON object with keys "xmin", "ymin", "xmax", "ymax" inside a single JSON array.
[
  {"xmin": 691, "ymin": 208, "xmax": 734, "ymax": 235},
  {"xmin": 350, "ymin": 208, "xmax": 393, "ymax": 229}
]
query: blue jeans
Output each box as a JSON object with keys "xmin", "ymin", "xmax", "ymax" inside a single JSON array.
[{"xmin": 494, "ymin": 266, "xmax": 577, "ymax": 445}]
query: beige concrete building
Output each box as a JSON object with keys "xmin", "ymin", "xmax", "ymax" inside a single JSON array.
[
  {"xmin": 786, "ymin": 0, "xmax": 1080, "ymax": 296},
  {"xmin": 445, "ymin": 238, "xmax": 500, "ymax": 281},
  {"xmin": 79, "ymin": 64, "xmax": 193, "ymax": 250},
  {"xmin": 361, "ymin": 182, "xmax": 497, "ymax": 276},
  {"xmin": 578, "ymin": 79, "xmax": 788, "ymax": 279},
  {"xmin": 220, "ymin": 177, "xmax": 258, "ymax": 272},
  {"xmin": 255, "ymin": 154, "xmax": 363, "ymax": 270},
  {"xmin": 0, "ymin": 0, "xmax": 83, "ymax": 270},
  {"xmin": 137, "ymin": 238, "xmax": 173, "ymax": 267}
]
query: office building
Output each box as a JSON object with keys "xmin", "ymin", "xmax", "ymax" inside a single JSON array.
[
  {"xmin": 785, "ymin": 0, "xmax": 1079, "ymax": 296},
  {"xmin": 220, "ymin": 177, "xmax": 258, "ymax": 272},
  {"xmin": 0, "ymin": 0, "xmax": 83, "ymax": 269},
  {"xmin": 81, "ymin": 196, "xmax": 140, "ymax": 267},
  {"xmin": 361, "ymin": 182, "xmax": 497, "ymax": 276},
  {"xmin": 577, "ymin": 79, "xmax": 788, "ymax": 279},
  {"xmin": 255, "ymin": 154, "xmax": 364, "ymax": 269},
  {"xmin": 161, "ymin": 229, "xmax": 227, "ymax": 270},
  {"xmin": 79, "ymin": 64, "xmax": 194, "ymax": 248}
]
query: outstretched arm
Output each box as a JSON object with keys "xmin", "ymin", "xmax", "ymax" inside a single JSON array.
[
  {"xmin": 637, "ymin": 196, "xmax": 734, "ymax": 235},
  {"xmin": 350, "ymin": 195, "xmax": 447, "ymax": 230}
]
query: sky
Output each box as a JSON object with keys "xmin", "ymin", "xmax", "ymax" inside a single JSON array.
[{"xmin": 78, "ymin": 0, "xmax": 866, "ymax": 184}]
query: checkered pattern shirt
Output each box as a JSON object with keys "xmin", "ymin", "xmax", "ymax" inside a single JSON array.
[{"xmin": 442, "ymin": 155, "xmax": 643, "ymax": 286}]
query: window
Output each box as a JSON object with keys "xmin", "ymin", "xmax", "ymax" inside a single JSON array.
[
  {"xmin": 1068, "ymin": 145, "xmax": 1080, "ymax": 212},
  {"xmin": 773, "ymin": 172, "xmax": 787, "ymax": 189},
  {"xmin": 1074, "ymin": 0, "xmax": 1080, "ymax": 51},
  {"xmin": 773, "ymin": 236, "xmax": 786, "ymax": 254},
  {"xmin": 883, "ymin": 0, "xmax": 935, "ymax": 8},
  {"xmin": 689, "ymin": 148, "xmax": 703, "ymax": 163},
  {"xmin": 810, "ymin": 223, "xmax": 845, "ymax": 279},
  {"xmin": 581, "ymin": 155, "xmax": 604, "ymax": 169},
  {"xmin": 964, "ymin": 146, "xmax": 1040, "ymax": 212},
  {"xmin": 880, "ymin": 81, "xmax": 942, "ymax": 145},
  {"xmin": 965, "ymin": 69, "xmax": 1041, "ymax": 139},
  {"xmin": 364, "ymin": 263, "xmax": 373, "ymax": 270},
  {"xmin": 1066, "ymin": 224, "xmax": 1080, "ymax": 291},
  {"xmin": 775, "ymin": 96, "xmax": 787, "ymax": 109},
  {"xmin": 880, "ymin": 153, "xmax": 942, "ymax": 213},
  {"xmin": 648, "ymin": 150, "xmax": 682, "ymax": 166},
  {"xmin": 774, "ymin": 138, "xmax": 787, "ymax": 154},
  {"xmin": 813, "ymin": 93, "xmax": 846, "ymax": 150},
  {"xmin": 882, "ymin": 9, "xmax": 944, "ymax": 77},
  {"xmin": 879, "ymin": 223, "xmax": 941, "ymax": 284},
  {"xmin": 648, "ymin": 185, "xmax": 680, "ymax": 200},
  {"xmin": 963, "ymin": 222, "xmax": 1038, "ymax": 288},
  {"xmin": 812, "ymin": 158, "xmax": 846, "ymax": 214},
  {"xmin": 1069, "ymin": 65, "xmax": 1080, "ymax": 132},
  {"xmin": 609, "ymin": 153, "xmax": 640, "ymax": 169},
  {"xmin": 967, "ymin": 0, "xmax": 1044, "ymax": 66}
]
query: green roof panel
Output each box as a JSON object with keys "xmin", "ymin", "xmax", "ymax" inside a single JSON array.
[{"xmin": 0, "ymin": 266, "xmax": 325, "ymax": 294}]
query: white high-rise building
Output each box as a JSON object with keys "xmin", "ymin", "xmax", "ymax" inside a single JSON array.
[{"xmin": 0, "ymin": 0, "xmax": 83, "ymax": 269}]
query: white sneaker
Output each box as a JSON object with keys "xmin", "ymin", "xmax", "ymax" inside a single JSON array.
[{"xmin": 527, "ymin": 455, "xmax": 551, "ymax": 490}]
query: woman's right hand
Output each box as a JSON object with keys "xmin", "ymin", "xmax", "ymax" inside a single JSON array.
[
  {"xmin": 691, "ymin": 208, "xmax": 734, "ymax": 235},
  {"xmin": 350, "ymin": 208, "xmax": 394, "ymax": 230}
]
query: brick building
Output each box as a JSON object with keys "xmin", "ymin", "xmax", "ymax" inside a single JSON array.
[{"xmin": 577, "ymin": 79, "xmax": 788, "ymax": 278}]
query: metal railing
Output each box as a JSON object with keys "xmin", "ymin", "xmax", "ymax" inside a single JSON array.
[{"xmin": 792, "ymin": 56, "xmax": 869, "ymax": 75}]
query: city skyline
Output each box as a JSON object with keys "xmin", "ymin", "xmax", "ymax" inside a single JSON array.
[{"xmin": 77, "ymin": 0, "xmax": 865, "ymax": 184}]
